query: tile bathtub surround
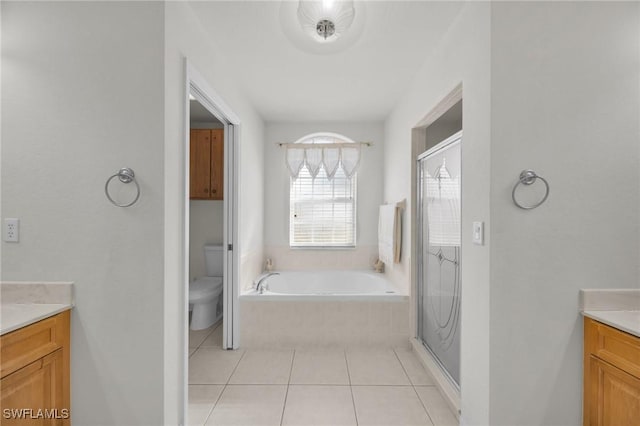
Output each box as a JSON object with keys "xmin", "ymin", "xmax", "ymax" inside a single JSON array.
[
  {"xmin": 579, "ymin": 288, "xmax": 640, "ymax": 311},
  {"xmin": 240, "ymin": 300, "xmax": 410, "ymax": 349},
  {"xmin": 187, "ymin": 345, "xmax": 457, "ymax": 426},
  {"xmin": 1, "ymin": 281, "xmax": 74, "ymax": 304}
]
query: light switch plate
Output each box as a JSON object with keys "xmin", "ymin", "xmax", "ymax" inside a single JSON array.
[{"xmin": 472, "ymin": 221, "xmax": 484, "ymax": 245}]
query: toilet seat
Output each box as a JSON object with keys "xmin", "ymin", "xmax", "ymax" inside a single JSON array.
[{"xmin": 190, "ymin": 277, "xmax": 223, "ymax": 303}]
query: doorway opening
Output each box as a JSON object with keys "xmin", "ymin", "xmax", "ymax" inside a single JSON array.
[
  {"xmin": 187, "ymin": 99, "xmax": 225, "ymax": 341},
  {"xmin": 410, "ymin": 85, "xmax": 462, "ymax": 415},
  {"xmin": 184, "ymin": 62, "xmax": 240, "ymax": 423}
]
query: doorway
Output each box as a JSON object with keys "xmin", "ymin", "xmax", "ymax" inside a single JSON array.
[
  {"xmin": 184, "ymin": 62, "xmax": 240, "ymax": 423},
  {"xmin": 410, "ymin": 86, "xmax": 462, "ymax": 413}
]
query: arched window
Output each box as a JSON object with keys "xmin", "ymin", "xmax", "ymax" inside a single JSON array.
[{"xmin": 287, "ymin": 133, "xmax": 358, "ymax": 247}]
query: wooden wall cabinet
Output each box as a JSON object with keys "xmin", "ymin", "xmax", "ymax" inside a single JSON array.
[
  {"xmin": 583, "ymin": 317, "xmax": 640, "ymax": 425},
  {"xmin": 0, "ymin": 310, "xmax": 70, "ymax": 425},
  {"xmin": 190, "ymin": 128, "xmax": 223, "ymax": 200}
]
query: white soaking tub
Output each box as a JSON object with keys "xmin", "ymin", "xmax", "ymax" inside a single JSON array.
[
  {"xmin": 239, "ymin": 270, "xmax": 409, "ymax": 348},
  {"xmin": 242, "ymin": 270, "xmax": 405, "ymax": 301}
]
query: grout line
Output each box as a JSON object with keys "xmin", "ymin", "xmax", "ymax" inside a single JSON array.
[
  {"xmin": 350, "ymin": 384, "xmax": 414, "ymax": 387},
  {"xmin": 412, "ymin": 385, "xmax": 436, "ymax": 426},
  {"xmin": 344, "ymin": 350, "xmax": 359, "ymax": 426},
  {"xmin": 187, "ymin": 321, "xmax": 224, "ymax": 425},
  {"xmin": 394, "ymin": 349, "xmax": 436, "ymax": 426},
  {"xmin": 189, "ymin": 320, "xmax": 221, "ymax": 355},
  {"xmin": 199, "ymin": 386, "xmax": 223, "ymax": 426},
  {"xmin": 392, "ymin": 348, "xmax": 414, "ymax": 385},
  {"xmin": 279, "ymin": 349, "xmax": 296, "ymax": 426},
  {"xmin": 201, "ymin": 347, "xmax": 246, "ymax": 425}
]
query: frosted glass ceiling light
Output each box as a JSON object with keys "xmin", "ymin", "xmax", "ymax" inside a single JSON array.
[{"xmin": 297, "ymin": 0, "xmax": 355, "ymax": 43}]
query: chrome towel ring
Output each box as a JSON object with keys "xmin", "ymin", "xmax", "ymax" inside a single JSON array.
[
  {"xmin": 512, "ymin": 169, "xmax": 549, "ymax": 210},
  {"xmin": 105, "ymin": 168, "xmax": 140, "ymax": 207}
]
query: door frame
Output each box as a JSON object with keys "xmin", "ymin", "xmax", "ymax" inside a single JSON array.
[
  {"xmin": 409, "ymin": 84, "xmax": 462, "ymax": 417},
  {"xmin": 183, "ymin": 59, "xmax": 241, "ymax": 417}
]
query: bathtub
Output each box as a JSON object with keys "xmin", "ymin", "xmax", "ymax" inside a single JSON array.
[
  {"xmin": 241, "ymin": 270, "xmax": 406, "ymax": 301},
  {"xmin": 240, "ymin": 270, "xmax": 409, "ymax": 348}
]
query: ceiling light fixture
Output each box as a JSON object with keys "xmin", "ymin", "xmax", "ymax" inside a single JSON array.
[{"xmin": 297, "ymin": 0, "xmax": 355, "ymax": 43}]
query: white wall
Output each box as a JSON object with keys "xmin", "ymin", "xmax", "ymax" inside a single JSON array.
[
  {"xmin": 164, "ymin": 1, "xmax": 265, "ymax": 423},
  {"xmin": 2, "ymin": 2, "xmax": 165, "ymax": 425},
  {"xmin": 385, "ymin": 1, "xmax": 640, "ymax": 425},
  {"xmin": 489, "ymin": 2, "xmax": 640, "ymax": 424},
  {"xmin": 383, "ymin": 2, "xmax": 491, "ymax": 424},
  {"xmin": 263, "ymin": 122, "xmax": 383, "ymax": 275},
  {"xmin": 189, "ymin": 201, "xmax": 223, "ymax": 280}
]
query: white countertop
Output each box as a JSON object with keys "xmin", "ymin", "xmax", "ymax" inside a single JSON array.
[
  {"xmin": 0, "ymin": 281, "xmax": 74, "ymax": 336},
  {"xmin": 1, "ymin": 303, "xmax": 72, "ymax": 335},
  {"xmin": 580, "ymin": 288, "xmax": 640, "ymax": 338},
  {"xmin": 582, "ymin": 310, "xmax": 640, "ymax": 339}
]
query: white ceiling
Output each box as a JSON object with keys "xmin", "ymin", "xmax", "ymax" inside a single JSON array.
[{"xmin": 190, "ymin": 1, "xmax": 464, "ymax": 122}]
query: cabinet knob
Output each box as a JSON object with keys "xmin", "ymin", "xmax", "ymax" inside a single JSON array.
[{"xmin": 212, "ymin": 189, "xmax": 217, "ymax": 194}]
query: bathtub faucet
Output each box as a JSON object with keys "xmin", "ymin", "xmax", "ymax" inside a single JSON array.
[{"xmin": 254, "ymin": 272, "xmax": 279, "ymax": 294}]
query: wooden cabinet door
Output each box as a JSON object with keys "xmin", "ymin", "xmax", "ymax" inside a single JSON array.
[
  {"xmin": 210, "ymin": 129, "xmax": 224, "ymax": 200},
  {"xmin": 0, "ymin": 349, "xmax": 66, "ymax": 425},
  {"xmin": 588, "ymin": 356, "xmax": 640, "ymax": 426},
  {"xmin": 190, "ymin": 129, "xmax": 212, "ymax": 199}
]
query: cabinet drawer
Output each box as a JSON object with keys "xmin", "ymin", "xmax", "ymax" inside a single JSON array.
[
  {"xmin": 585, "ymin": 318, "xmax": 640, "ymax": 379},
  {"xmin": 0, "ymin": 311, "xmax": 69, "ymax": 379}
]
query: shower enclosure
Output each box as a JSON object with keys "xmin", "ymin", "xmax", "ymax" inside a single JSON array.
[{"xmin": 417, "ymin": 131, "xmax": 462, "ymax": 387}]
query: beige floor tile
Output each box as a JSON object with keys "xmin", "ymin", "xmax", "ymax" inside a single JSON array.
[
  {"xmin": 346, "ymin": 349, "xmax": 411, "ymax": 385},
  {"xmin": 282, "ymin": 385, "xmax": 357, "ymax": 426},
  {"xmin": 352, "ymin": 386, "xmax": 433, "ymax": 426},
  {"xmin": 187, "ymin": 385, "xmax": 224, "ymax": 426},
  {"xmin": 189, "ymin": 347, "xmax": 244, "ymax": 384},
  {"xmin": 189, "ymin": 325, "xmax": 215, "ymax": 349},
  {"xmin": 394, "ymin": 348, "xmax": 435, "ymax": 386},
  {"xmin": 415, "ymin": 386, "xmax": 458, "ymax": 426},
  {"xmin": 201, "ymin": 323, "xmax": 224, "ymax": 347},
  {"xmin": 290, "ymin": 350, "xmax": 350, "ymax": 385},
  {"xmin": 229, "ymin": 349, "xmax": 294, "ymax": 384},
  {"xmin": 205, "ymin": 385, "xmax": 287, "ymax": 426}
]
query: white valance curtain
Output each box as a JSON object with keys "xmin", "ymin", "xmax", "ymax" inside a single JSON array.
[{"xmin": 285, "ymin": 143, "xmax": 361, "ymax": 179}]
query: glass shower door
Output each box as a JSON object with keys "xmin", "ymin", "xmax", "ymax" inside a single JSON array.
[{"xmin": 417, "ymin": 131, "xmax": 462, "ymax": 387}]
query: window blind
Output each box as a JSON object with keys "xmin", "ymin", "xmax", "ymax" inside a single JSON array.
[{"xmin": 290, "ymin": 166, "xmax": 356, "ymax": 247}]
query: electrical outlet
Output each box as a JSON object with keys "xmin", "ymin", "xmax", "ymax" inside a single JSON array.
[{"xmin": 4, "ymin": 218, "xmax": 19, "ymax": 242}]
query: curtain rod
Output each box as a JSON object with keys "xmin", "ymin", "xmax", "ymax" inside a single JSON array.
[{"xmin": 276, "ymin": 141, "xmax": 372, "ymax": 147}]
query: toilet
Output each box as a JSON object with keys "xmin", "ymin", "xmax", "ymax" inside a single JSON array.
[{"xmin": 189, "ymin": 244, "xmax": 223, "ymax": 330}]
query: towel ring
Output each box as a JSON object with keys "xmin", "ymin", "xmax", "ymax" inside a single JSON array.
[
  {"xmin": 105, "ymin": 168, "xmax": 140, "ymax": 207},
  {"xmin": 512, "ymin": 169, "xmax": 549, "ymax": 210}
]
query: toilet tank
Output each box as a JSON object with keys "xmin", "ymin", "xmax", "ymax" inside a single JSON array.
[{"xmin": 204, "ymin": 245, "xmax": 224, "ymax": 277}]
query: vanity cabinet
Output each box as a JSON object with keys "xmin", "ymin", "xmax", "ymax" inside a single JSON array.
[
  {"xmin": 190, "ymin": 128, "xmax": 224, "ymax": 200},
  {"xmin": 583, "ymin": 317, "xmax": 640, "ymax": 425},
  {"xmin": 0, "ymin": 310, "xmax": 70, "ymax": 425}
]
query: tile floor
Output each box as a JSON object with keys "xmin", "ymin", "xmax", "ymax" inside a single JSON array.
[{"xmin": 188, "ymin": 322, "xmax": 458, "ymax": 426}]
